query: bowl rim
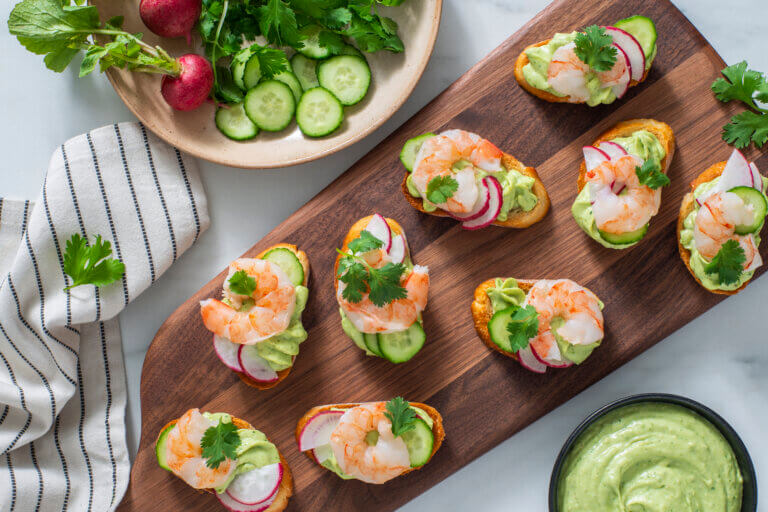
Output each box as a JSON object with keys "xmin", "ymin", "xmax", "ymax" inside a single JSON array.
[{"xmin": 548, "ymin": 393, "xmax": 757, "ymax": 512}]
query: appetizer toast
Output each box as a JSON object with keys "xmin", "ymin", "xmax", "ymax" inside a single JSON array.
[{"xmin": 471, "ymin": 279, "xmax": 534, "ymax": 361}]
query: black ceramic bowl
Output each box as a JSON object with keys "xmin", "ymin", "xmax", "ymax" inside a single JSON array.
[{"xmin": 549, "ymin": 394, "xmax": 757, "ymax": 512}]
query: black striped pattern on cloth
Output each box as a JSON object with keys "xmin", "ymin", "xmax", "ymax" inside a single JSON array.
[{"xmin": 0, "ymin": 123, "xmax": 209, "ymax": 511}]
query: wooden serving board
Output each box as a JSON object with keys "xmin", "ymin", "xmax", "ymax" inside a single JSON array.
[{"xmin": 119, "ymin": 0, "xmax": 767, "ymax": 510}]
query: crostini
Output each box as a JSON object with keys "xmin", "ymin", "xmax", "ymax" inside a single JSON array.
[
  {"xmin": 678, "ymin": 149, "xmax": 767, "ymax": 294},
  {"xmin": 296, "ymin": 398, "xmax": 444, "ymax": 484},
  {"xmin": 472, "ymin": 278, "xmax": 604, "ymax": 373},
  {"xmin": 572, "ymin": 119, "xmax": 675, "ymax": 248},
  {"xmin": 335, "ymin": 214, "xmax": 429, "ymax": 363},
  {"xmin": 156, "ymin": 409, "xmax": 293, "ymax": 511},
  {"xmin": 200, "ymin": 243, "xmax": 310, "ymax": 389},
  {"xmin": 514, "ymin": 16, "xmax": 657, "ymax": 105},
  {"xmin": 399, "ymin": 129, "xmax": 550, "ymax": 229}
]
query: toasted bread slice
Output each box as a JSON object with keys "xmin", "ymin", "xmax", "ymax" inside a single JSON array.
[
  {"xmin": 677, "ymin": 162, "xmax": 749, "ymax": 295},
  {"xmin": 238, "ymin": 243, "xmax": 310, "ymax": 390},
  {"xmin": 295, "ymin": 402, "xmax": 444, "ymax": 480},
  {"xmin": 158, "ymin": 415, "xmax": 293, "ymax": 511},
  {"xmin": 514, "ymin": 39, "xmax": 651, "ymax": 104},
  {"xmin": 401, "ymin": 153, "xmax": 550, "ymax": 228}
]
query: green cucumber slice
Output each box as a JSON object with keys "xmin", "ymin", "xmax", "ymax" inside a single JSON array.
[
  {"xmin": 242, "ymin": 53, "xmax": 263, "ymax": 90},
  {"xmin": 261, "ymin": 247, "xmax": 304, "ymax": 286},
  {"xmin": 613, "ymin": 16, "xmax": 657, "ymax": 62},
  {"xmin": 400, "ymin": 133, "xmax": 436, "ymax": 171},
  {"xmin": 598, "ymin": 224, "xmax": 649, "ymax": 245},
  {"xmin": 487, "ymin": 306, "xmax": 518, "ymax": 353},
  {"xmin": 399, "ymin": 417, "xmax": 434, "ymax": 467},
  {"xmin": 231, "ymin": 48, "xmax": 254, "ymax": 91},
  {"xmin": 272, "ymin": 70, "xmax": 303, "ymax": 103},
  {"xmin": 317, "ymin": 55, "xmax": 371, "ymax": 106},
  {"xmin": 215, "ymin": 103, "xmax": 259, "ymax": 141},
  {"xmin": 729, "ymin": 186, "xmax": 768, "ymax": 235},
  {"xmin": 155, "ymin": 424, "xmax": 175, "ymax": 471},
  {"xmin": 296, "ymin": 87, "xmax": 344, "ymax": 138},
  {"xmin": 338, "ymin": 44, "xmax": 364, "ymax": 58},
  {"xmin": 244, "ymin": 80, "xmax": 296, "ymax": 132},
  {"xmin": 298, "ymin": 25, "xmax": 332, "ymax": 59},
  {"xmin": 291, "ymin": 53, "xmax": 319, "ymax": 90},
  {"xmin": 378, "ymin": 322, "xmax": 426, "ymax": 364},
  {"xmin": 364, "ymin": 333, "xmax": 382, "ymax": 357}
]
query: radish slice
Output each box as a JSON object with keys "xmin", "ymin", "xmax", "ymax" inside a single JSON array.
[
  {"xmin": 365, "ymin": 214, "xmax": 392, "ymax": 252},
  {"xmin": 583, "ymin": 146, "xmax": 610, "ymax": 172},
  {"xmin": 214, "ymin": 335, "xmax": 244, "ymax": 372},
  {"xmin": 449, "ymin": 178, "xmax": 491, "ymax": 221},
  {"xmin": 609, "ymin": 44, "xmax": 631, "ymax": 99},
  {"xmin": 218, "ymin": 489, "xmax": 276, "ymax": 512},
  {"xmin": 517, "ymin": 345, "xmax": 547, "ymax": 374},
  {"xmin": 597, "ymin": 141, "xmax": 628, "ymax": 160},
  {"xmin": 530, "ymin": 341, "xmax": 573, "ymax": 369},
  {"xmin": 700, "ymin": 149, "xmax": 754, "ymax": 204},
  {"xmin": 238, "ymin": 345, "xmax": 279, "ymax": 383},
  {"xmin": 603, "ymin": 26, "xmax": 645, "ymax": 81},
  {"xmin": 746, "ymin": 240, "xmax": 763, "ymax": 272},
  {"xmin": 461, "ymin": 176, "xmax": 502, "ymax": 230},
  {"xmin": 226, "ymin": 463, "xmax": 282, "ymax": 506},
  {"xmin": 388, "ymin": 235, "xmax": 407, "ymax": 264},
  {"xmin": 297, "ymin": 410, "xmax": 343, "ymax": 452},
  {"xmin": 750, "ymin": 162, "xmax": 763, "ymax": 190}
]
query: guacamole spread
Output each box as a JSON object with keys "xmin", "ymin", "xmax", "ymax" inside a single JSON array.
[
  {"xmin": 572, "ymin": 130, "xmax": 666, "ymax": 249},
  {"xmin": 557, "ymin": 402, "xmax": 743, "ymax": 512},
  {"xmin": 679, "ymin": 176, "xmax": 768, "ymax": 291}
]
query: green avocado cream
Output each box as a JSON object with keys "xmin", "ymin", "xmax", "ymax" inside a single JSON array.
[
  {"xmin": 572, "ymin": 130, "xmax": 666, "ymax": 249},
  {"xmin": 679, "ymin": 176, "xmax": 768, "ymax": 291},
  {"xmin": 557, "ymin": 402, "xmax": 743, "ymax": 512},
  {"xmin": 202, "ymin": 413, "xmax": 280, "ymax": 494},
  {"xmin": 254, "ymin": 285, "xmax": 309, "ymax": 371}
]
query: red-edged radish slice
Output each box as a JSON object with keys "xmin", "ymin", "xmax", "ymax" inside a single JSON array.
[
  {"xmin": 238, "ymin": 345, "xmax": 279, "ymax": 383},
  {"xmin": 603, "ymin": 26, "xmax": 645, "ymax": 81},
  {"xmin": 461, "ymin": 176, "xmax": 502, "ymax": 230},
  {"xmin": 226, "ymin": 463, "xmax": 282, "ymax": 506},
  {"xmin": 449, "ymin": 179, "xmax": 491, "ymax": 221},
  {"xmin": 597, "ymin": 141, "xmax": 628, "ymax": 160},
  {"xmin": 583, "ymin": 146, "xmax": 610, "ymax": 172},
  {"xmin": 213, "ymin": 335, "xmax": 244, "ymax": 372},
  {"xmin": 746, "ymin": 240, "xmax": 763, "ymax": 272},
  {"xmin": 297, "ymin": 410, "xmax": 343, "ymax": 452},
  {"xmin": 609, "ymin": 44, "xmax": 631, "ymax": 99},
  {"xmin": 530, "ymin": 341, "xmax": 573, "ymax": 369},
  {"xmin": 218, "ymin": 489, "xmax": 276, "ymax": 512},
  {"xmin": 365, "ymin": 213, "xmax": 392, "ymax": 252},
  {"xmin": 388, "ymin": 235, "xmax": 407, "ymax": 264},
  {"xmin": 750, "ymin": 162, "xmax": 763, "ymax": 190},
  {"xmin": 517, "ymin": 345, "xmax": 547, "ymax": 374}
]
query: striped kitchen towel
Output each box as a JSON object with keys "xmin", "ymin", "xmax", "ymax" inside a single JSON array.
[{"xmin": 0, "ymin": 122, "xmax": 209, "ymax": 511}]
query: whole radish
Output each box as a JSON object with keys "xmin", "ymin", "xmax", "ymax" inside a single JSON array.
[
  {"xmin": 161, "ymin": 54, "xmax": 213, "ymax": 111},
  {"xmin": 139, "ymin": 0, "xmax": 201, "ymax": 45}
]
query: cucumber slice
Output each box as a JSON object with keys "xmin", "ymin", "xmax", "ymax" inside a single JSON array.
[
  {"xmin": 261, "ymin": 247, "xmax": 304, "ymax": 286},
  {"xmin": 399, "ymin": 417, "xmax": 434, "ymax": 467},
  {"xmin": 613, "ymin": 16, "xmax": 657, "ymax": 61},
  {"xmin": 339, "ymin": 44, "xmax": 364, "ymax": 58},
  {"xmin": 298, "ymin": 25, "xmax": 332, "ymax": 59},
  {"xmin": 487, "ymin": 306, "xmax": 518, "ymax": 353},
  {"xmin": 378, "ymin": 322, "xmax": 426, "ymax": 364},
  {"xmin": 291, "ymin": 53, "xmax": 319, "ymax": 90},
  {"xmin": 272, "ymin": 70, "xmax": 303, "ymax": 103},
  {"xmin": 244, "ymin": 80, "xmax": 296, "ymax": 132},
  {"xmin": 231, "ymin": 48, "xmax": 253, "ymax": 91},
  {"xmin": 296, "ymin": 87, "xmax": 344, "ymax": 138},
  {"xmin": 155, "ymin": 424, "xmax": 175, "ymax": 471},
  {"xmin": 242, "ymin": 53, "xmax": 263, "ymax": 90},
  {"xmin": 364, "ymin": 333, "xmax": 382, "ymax": 357},
  {"xmin": 215, "ymin": 103, "xmax": 259, "ymax": 141},
  {"xmin": 400, "ymin": 133, "xmax": 436, "ymax": 171},
  {"xmin": 317, "ymin": 55, "xmax": 371, "ymax": 106},
  {"xmin": 729, "ymin": 186, "xmax": 768, "ymax": 235},
  {"xmin": 598, "ymin": 224, "xmax": 649, "ymax": 245}
]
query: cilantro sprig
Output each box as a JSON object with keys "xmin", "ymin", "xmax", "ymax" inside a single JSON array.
[
  {"xmin": 704, "ymin": 239, "xmax": 746, "ymax": 285},
  {"xmin": 574, "ymin": 25, "xmax": 617, "ymax": 72},
  {"xmin": 200, "ymin": 419, "xmax": 241, "ymax": 469},
  {"xmin": 227, "ymin": 270, "xmax": 256, "ymax": 296},
  {"xmin": 504, "ymin": 305, "xmax": 539, "ymax": 353},
  {"xmin": 635, "ymin": 160, "xmax": 670, "ymax": 189},
  {"xmin": 711, "ymin": 61, "xmax": 768, "ymax": 149},
  {"xmin": 384, "ymin": 397, "xmax": 418, "ymax": 438},
  {"xmin": 426, "ymin": 176, "xmax": 458, "ymax": 204},
  {"xmin": 62, "ymin": 234, "xmax": 125, "ymax": 291}
]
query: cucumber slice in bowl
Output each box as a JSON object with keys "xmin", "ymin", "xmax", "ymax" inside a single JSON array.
[
  {"xmin": 400, "ymin": 417, "xmax": 434, "ymax": 467},
  {"xmin": 261, "ymin": 247, "xmax": 304, "ymax": 286},
  {"xmin": 729, "ymin": 186, "xmax": 768, "ymax": 235},
  {"xmin": 291, "ymin": 53, "xmax": 319, "ymax": 90},
  {"xmin": 317, "ymin": 55, "xmax": 371, "ymax": 106},
  {"xmin": 338, "ymin": 44, "xmax": 364, "ymax": 58},
  {"xmin": 400, "ymin": 133, "xmax": 436, "ymax": 171},
  {"xmin": 613, "ymin": 16, "xmax": 657, "ymax": 62},
  {"xmin": 271, "ymin": 70, "xmax": 303, "ymax": 103},
  {"xmin": 296, "ymin": 87, "xmax": 344, "ymax": 138},
  {"xmin": 155, "ymin": 424, "xmax": 175, "ymax": 471},
  {"xmin": 378, "ymin": 322, "xmax": 426, "ymax": 363},
  {"xmin": 242, "ymin": 53, "xmax": 263, "ymax": 90},
  {"xmin": 298, "ymin": 25, "xmax": 332, "ymax": 59},
  {"xmin": 244, "ymin": 80, "xmax": 296, "ymax": 132},
  {"xmin": 598, "ymin": 224, "xmax": 648, "ymax": 246},
  {"xmin": 215, "ymin": 103, "xmax": 259, "ymax": 141}
]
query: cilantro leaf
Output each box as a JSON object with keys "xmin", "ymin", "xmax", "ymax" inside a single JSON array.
[
  {"xmin": 338, "ymin": 261, "xmax": 369, "ymax": 303},
  {"xmin": 635, "ymin": 159, "xmax": 670, "ymax": 189},
  {"xmin": 711, "ymin": 61, "xmax": 768, "ymax": 150},
  {"xmin": 336, "ymin": 231, "xmax": 407, "ymax": 307},
  {"xmin": 384, "ymin": 397, "xmax": 418, "ymax": 438},
  {"xmin": 257, "ymin": 0, "xmax": 301, "ymax": 48},
  {"xmin": 348, "ymin": 230, "xmax": 383, "ymax": 254},
  {"xmin": 367, "ymin": 262, "xmax": 408, "ymax": 306},
  {"xmin": 505, "ymin": 305, "xmax": 539, "ymax": 353},
  {"xmin": 228, "ymin": 270, "xmax": 256, "ymax": 296},
  {"xmin": 62, "ymin": 234, "xmax": 125, "ymax": 291},
  {"xmin": 200, "ymin": 419, "xmax": 240, "ymax": 469},
  {"xmin": 325, "ymin": 7, "xmax": 352, "ymax": 30},
  {"xmin": 704, "ymin": 239, "xmax": 746, "ymax": 285},
  {"xmin": 722, "ymin": 110, "xmax": 768, "ymax": 149},
  {"xmin": 426, "ymin": 176, "xmax": 458, "ymax": 204},
  {"xmin": 574, "ymin": 25, "xmax": 617, "ymax": 72}
]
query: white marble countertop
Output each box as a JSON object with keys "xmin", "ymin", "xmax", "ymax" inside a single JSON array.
[{"xmin": 1, "ymin": 0, "xmax": 765, "ymax": 509}]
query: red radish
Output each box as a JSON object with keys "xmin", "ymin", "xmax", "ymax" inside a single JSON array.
[
  {"xmin": 583, "ymin": 146, "xmax": 610, "ymax": 172},
  {"xmin": 297, "ymin": 410, "xmax": 344, "ymax": 452},
  {"xmin": 449, "ymin": 179, "xmax": 491, "ymax": 222},
  {"xmin": 226, "ymin": 463, "xmax": 282, "ymax": 506},
  {"xmin": 213, "ymin": 335, "xmax": 243, "ymax": 372},
  {"xmin": 597, "ymin": 141, "xmax": 628, "ymax": 160},
  {"xmin": 609, "ymin": 44, "xmax": 631, "ymax": 99},
  {"xmin": 161, "ymin": 54, "xmax": 213, "ymax": 111},
  {"xmin": 603, "ymin": 26, "xmax": 645, "ymax": 81},
  {"xmin": 238, "ymin": 345, "xmax": 279, "ymax": 383},
  {"xmin": 462, "ymin": 177, "xmax": 502, "ymax": 230},
  {"xmin": 217, "ymin": 489, "xmax": 276, "ymax": 512},
  {"xmin": 140, "ymin": 0, "xmax": 201, "ymax": 44},
  {"xmin": 365, "ymin": 214, "xmax": 392, "ymax": 252},
  {"xmin": 746, "ymin": 248, "xmax": 763, "ymax": 272},
  {"xmin": 517, "ymin": 345, "xmax": 547, "ymax": 373},
  {"xmin": 750, "ymin": 162, "xmax": 763, "ymax": 190},
  {"xmin": 388, "ymin": 235, "xmax": 407, "ymax": 264},
  {"xmin": 530, "ymin": 342, "xmax": 573, "ymax": 369},
  {"xmin": 714, "ymin": 149, "xmax": 753, "ymax": 193}
]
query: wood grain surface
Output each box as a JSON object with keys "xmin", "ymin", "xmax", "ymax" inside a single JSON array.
[{"xmin": 118, "ymin": 0, "xmax": 767, "ymax": 510}]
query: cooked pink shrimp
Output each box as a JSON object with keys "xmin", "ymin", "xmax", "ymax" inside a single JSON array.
[
  {"xmin": 524, "ymin": 280, "xmax": 604, "ymax": 362},
  {"xmin": 411, "ymin": 129, "xmax": 503, "ymax": 215},
  {"xmin": 694, "ymin": 191, "xmax": 762, "ymax": 270},
  {"xmin": 165, "ymin": 409, "xmax": 236, "ymax": 489},
  {"xmin": 587, "ymin": 154, "xmax": 662, "ymax": 234},
  {"xmin": 547, "ymin": 42, "xmax": 628, "ymax": 101},
  {"xmin": 200, "ymin": 258, "xmax": 296, "ymax": 344},
  {"xmin": 329, "ymin": 402, "xmax": 411, "ymax": 484}
]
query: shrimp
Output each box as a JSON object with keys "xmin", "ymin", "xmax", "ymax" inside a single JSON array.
[
  {"xmin": 587, "ymin": 154, "xmax": 662, "ymax": 234},
  {"xmin": 547, "ymin": 42, "xmax": 629, "ymax": 101},
  {"xmin": 165, "ymin": 409, "xmax": 236, "ymax": 489},
  {"xmin": 694, "ymin": 191, "xmax": 762, "ymax": 271},
  {"xmin": 411, "ymin": 129, "xmax": 504, "ymax": 215},
  {"xmin": 329, "ymin": 402, "xmax": 411, "ymax": 484},
  {"xmin": 524, "ymin": 280, "xmax": 604, "ymax": 362},
  {"xmin": 338, "ymin": 265, "xmax": 429, "ymax": 333},
  {"xmin": 200, "ymin": 258, "xmax": 296, "ymax": 344}
]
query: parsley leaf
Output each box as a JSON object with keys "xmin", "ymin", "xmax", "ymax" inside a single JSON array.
[
  {"xmin": 722, "ymin": 110, "xmax": 768, "ymax": 149},
  {"xmin": 712, "ymin": 61, "xmax": 768, "ymax": 149},
  {"xmin": 200, "ymin": 419, "xmax": 240, "ymax": 469},
  {"xmin": 574, "ymin": 25, "xmax": 617, "ymax": 72},
  {"xmin": 635, "ymin": 159, "xmax": 670, "ymax": 189},
  {"xmin": 62, "ymin": 234, "xmax": 125, "ymax": 291},
  {"xmin": 384, "ymin": 397, "xmax": 418, "ymax": 438},
  {"xmin": 336, "ymin": 232, "xmax": 407, "ymax": 307},
  {"xmin": 704, "ymin": 239, "xmax": 746, "ymax": 285},
  {"xmin": 426, "ymin": 176, "xmax": 458, "ymax": 204},
  {"xmin": 505, "ymin": 305, "xmax": 539, "ymax": 353},
  {"xmin": 348, "ymin": 230, "xmax": 383, "ymax": 254},
  {"xmin": 227, "ymin": 270, "xmax": 256, "ymax": 296}
]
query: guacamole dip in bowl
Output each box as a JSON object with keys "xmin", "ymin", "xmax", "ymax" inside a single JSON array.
[{"xmin": 549, "ymin": 394, "xmax": 756, "ymax": 512}]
